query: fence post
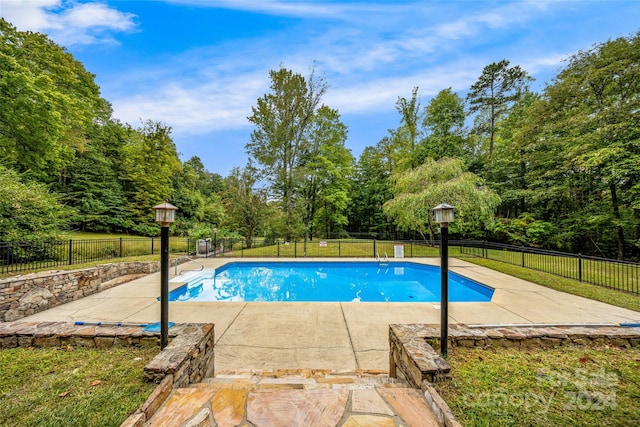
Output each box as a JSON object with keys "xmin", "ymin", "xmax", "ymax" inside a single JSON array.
[
  {"xmin": 294, "ymin": 240, "xmax": 297, "ymax": 258},
  {"xmin": 373, "ymin": 240, "xmax": 377, "ymax": 258},
  {"xmin": 119, "ymin": 237, "xmax": 123, "ymax": 258},
  {"xmin": 339, "ymin": 240, "xmax": 341, "ymax": 257},
  {"xmin": 521, "ymin": 245, "xmax": 525, "ymax": 268},
  {"xmin": 68, "ymin": 239, "xmax": 73, "ymax": 265},
  {"xmin": 278, "ymin": 240, "xmax": 280, "ymax": 257},
  {"xmin": 578, "ymin": 253, "xmax": 582, "ymax": 282},
  {"xmin": 483, "ymin": 240, "xmax": 487, "ymax": 258},
  {"xmin": 410, "ymin": 240, "xmax": 413, "ymax": 257}
]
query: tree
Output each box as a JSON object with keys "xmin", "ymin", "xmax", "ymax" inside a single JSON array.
[
  {"xmin": 489, "ymin": 91, "xmax": 540, "ymax": 218},
  {"xmin": 182, "ymin": 156, "xmax": 225, "ymax": 196},
  {"xmin": 466, "ymin": 60, "xmax": 532, "ymax": 163},
  {"xmin": 388, "ymin": 87, "xmax": 424, "ymax": 170},
  {"xmin": 299, "ymin": 106, "xmax": 352, "ymax": 238},
  {"xmin": 246, "ymin": 66, "xmax": 328, "ymax": 240},
  {"xmin": 223, "ymin": 165, "xmax": 267, "ymax": 248},
  {"xmin": 389, "ymin": 87, "xmax": 469, "ymax": 167},
  {"xmin": 0, "ymin": 19, "xmax": 108, "ymax": 183},
  {"xmin": 527, "ymin": 32, "xmax": 640, "ymax": 258},
  {"xmin": 58, "ymin": 142, "xmax": 128, "ymax": 232},
  {"xmin": 383, "ymin": 158, "xmax": 501, "ymax": 240},
  {"xmin": 0, "ymin": 166, "xmax": 71, "ymax": 242},
  {"xmin": 120, "ymin": 121, "xmax": 182, "ymax": 232},
  {"xmin": 422, "ymin": 88, "xmax": 467, "ymax": 160},
  {"xmin": 172, "ymin": 157, "xmax": 224, "ymax": 224},
  {"xmin": 347, "ymin": 142, "xmax": 393, "ymax": 238}
]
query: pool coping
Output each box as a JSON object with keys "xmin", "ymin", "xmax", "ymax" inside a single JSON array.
[
  {"xmin": 167, "ymin": 259, "xmax": 495, "ymax": 303},
  {"xmin": 16, "ymin": 257, "xmax": 640, "ymax": 374}
]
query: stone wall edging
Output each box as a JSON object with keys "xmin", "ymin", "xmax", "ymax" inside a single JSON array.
[
  {"xmin": 0, "ymin": 321, "xmax": 214, "ymax": 426},
  {"xmin": 0, "ymin": 258, "xmax": 191, "ymax": 322},
  {"xmin": 389, "ymin": 323, "xmax": 640, "ymax": 427}
]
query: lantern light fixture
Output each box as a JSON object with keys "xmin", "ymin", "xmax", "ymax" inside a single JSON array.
[
  {"xmin": 432, "ymin": 203, "xmax": 455, "ymax": 226},
  {"xmin": 153, "ymin": 201, "xmax": 178, "ymax": 226}
]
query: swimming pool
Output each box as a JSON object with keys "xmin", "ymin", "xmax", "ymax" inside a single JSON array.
[{"xmin": 167, "ymin": 261, "xmax": 494, "ymax": 303}]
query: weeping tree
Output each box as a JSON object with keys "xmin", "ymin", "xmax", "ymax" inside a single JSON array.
[{"xmin": 383, "ymin": 158, "xmax": 501, "ymax": 240}]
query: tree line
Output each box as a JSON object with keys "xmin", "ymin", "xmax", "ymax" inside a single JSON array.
[{"xmin": 1, "ymin": 19, "xmax": 638, "ymax": 260}]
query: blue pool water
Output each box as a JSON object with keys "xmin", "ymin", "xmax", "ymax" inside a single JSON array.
[{"xmin": 167, "ymin": 261, "xmax": 494, "ymax": 303}]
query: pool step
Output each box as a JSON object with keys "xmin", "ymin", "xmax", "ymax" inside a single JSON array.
[
  {"xmin": 169, "ymin": 270, "xmax": 203, "ymax": 283},
  {"xmin": 142, "ymin": 371, "xmax": 441, "ymax": 426}
]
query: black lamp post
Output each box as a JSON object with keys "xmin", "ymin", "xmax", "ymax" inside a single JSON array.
[
  {"xmin": 433, "ymin": 203, "xmax": 455, "ymax": 356},
  {"xmin": 153, "ymin": 201, "xmax": 178, "ymax": 349}
]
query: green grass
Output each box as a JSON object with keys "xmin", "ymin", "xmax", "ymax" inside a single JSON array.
[
  {"xmin": 460, "ymin": 257, "xmax": 640, "ymax": 313},
  {"xmin": 0, "ymin": 346, "xmax": 158, "ymax": 426},
  {"xmin": 1, "ymin": 233, "xmax": 194, "ymax": 277},
  {"xmin": 61, "ymin": 232, "xmax": 150, "ymax": 239},
  {"xmin": 434, "ymin": 345, "xmax": 640, "ymax": 426},
  {"xmin": 0, "ymin": 254, "xmax": 162, "ymax": 279},
  {"xmin": 459, "ymin": 247, "xmax": 639, "ymax": 294},
  {"xmin": 236, "ymin": 239, "xmax": 440, "ymax": 258}
]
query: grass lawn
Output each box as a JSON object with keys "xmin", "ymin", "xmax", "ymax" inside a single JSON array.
[
  {"xmin": 237, "ymin": 239, "xmax": 440, "ymax": 258},
  {"xmin": 60, "ymin": 232, "xmax": 152, "ymax": 239},
  {"xmin": 0, "ymin": 346, "xmax": 158, "ymax": 426},
  {"xmin": 0, "ymin": 255, "xmax": 161, "ymax": 279},
  {"xmin": 460, "ymin": 257, "xmax": 640, "ymax": 313},
  {"xmin": 434, "ymin": 345, "xmax": 640, "ymax": 426}
]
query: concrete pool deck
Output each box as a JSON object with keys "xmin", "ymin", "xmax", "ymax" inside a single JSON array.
[{"xmin": 21, "ymin": 257, "xmax": 640, "ymax": 373}]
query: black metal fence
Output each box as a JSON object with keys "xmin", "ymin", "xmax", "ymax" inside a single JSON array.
[
  {"xmin": 457, "ymin": 240, "xmax": 639, "ymax": 295},
  {"xmin": 224, "ymin": 239, "xmax": 440, "ymax": 259},
  {"xmin": 0, "ymin": 238, "xmax": 189, "ymax": 275},
  {"xmin": 2, "ymin": 237, "xmax": 638, "ymax": 295},
  {"xmin": 211, "ymin": 238, "xmax": 639, "ymax": 295}
]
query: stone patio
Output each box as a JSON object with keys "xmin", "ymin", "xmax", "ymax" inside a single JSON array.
[{"xmin": 133, "ymin": 372, "xmax": 441, "ymax": 427}]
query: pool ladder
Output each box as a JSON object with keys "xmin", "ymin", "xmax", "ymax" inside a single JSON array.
[{"xmin": 376, "ymin": 252, "xmax": 389, "ymax": 268}]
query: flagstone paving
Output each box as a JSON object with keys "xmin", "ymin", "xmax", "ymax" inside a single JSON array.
[{"xmin": 144, "ymin": 372, "xmax": 440, "ymax": 427}]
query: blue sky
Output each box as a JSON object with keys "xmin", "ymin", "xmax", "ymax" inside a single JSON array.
[{"xmin": 2, "ymin": 1, "xmax": 639, "ymax": 175}]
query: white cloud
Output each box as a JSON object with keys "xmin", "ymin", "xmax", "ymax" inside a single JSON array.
[
  {"xmin": 109, "ymin": 69, "xmax": 267, "ymax": 135},
  {"xmin": 0, "ymin": 0, "xmax": 593, "ymax": 146},
  {"xmin": 0, "ymin": 0, "xmax": 62, "ymax": 29},
  {"xmin": 0, "ymin": 0, "xmax": 137, "ymax": 45},
  {"xmin": 63, "ymin": 2, "xmax": 136, "ymax": 31},
  {"xmin": 99, "ymin": 0, "xmax": 565, "ymax": 138},
  {"xmin": 165, "ymin": 0, "xmax": 415, "ymax": 20},
  {"xmin": 325, "ymin": 62, "xmax": 482, "ymax": 115}
]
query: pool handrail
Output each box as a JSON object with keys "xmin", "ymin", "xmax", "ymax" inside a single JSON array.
[{"xmin": 175, "ymin": 256, "xmax": 204, "ymax": 276}]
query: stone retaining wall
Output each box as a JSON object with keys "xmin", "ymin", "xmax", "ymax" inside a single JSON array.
[
  {"xmin": 143, "ymin": 323, "xmax": 215, "ymax": 387},
  {"xmin": 0, "ymin": 321, "xmax": 215, "ymax": 387},
  {"xmin": 0, "ymin": 259, "xmax": 190, "ymax": 322},
  {"xmin": 0, "ymin": 321, "xmax": 215, "ymax": 426},
  {"xmin": 389, "ymin": 323, "xmax": 640, "ymax": 427}
]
